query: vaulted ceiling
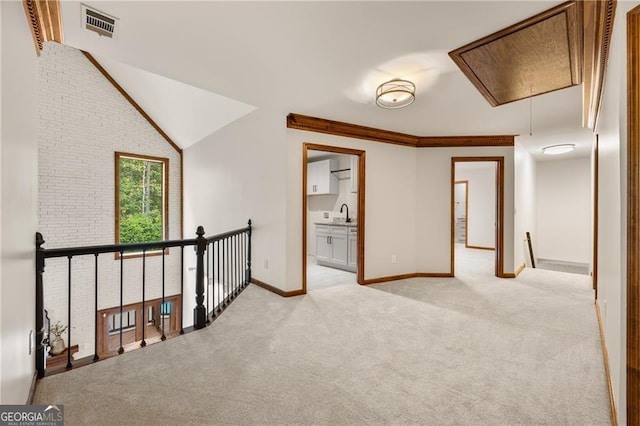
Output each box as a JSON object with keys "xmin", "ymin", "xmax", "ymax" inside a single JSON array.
[{"xmin": 52, "ymin": 1, "xmax": 595, "ymax": 159}]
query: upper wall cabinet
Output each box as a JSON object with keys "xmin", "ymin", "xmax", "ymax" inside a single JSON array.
[
  {"xmin": 308, "ymin": 159, "xmax": 338, "ymax": 195},
  {"xmin": 350, "ymin": 156, "xmax": 358, "ymax": 193}
]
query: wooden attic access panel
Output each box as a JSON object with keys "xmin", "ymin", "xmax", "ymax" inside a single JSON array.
[{"xmin": 449, "ymin": 1, "xmax": 582, "ymax": 107}]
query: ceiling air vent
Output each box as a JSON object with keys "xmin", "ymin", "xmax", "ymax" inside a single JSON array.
[{"xmin": 82, "ymin": 4, "xmax": 119, "ymax": 39}]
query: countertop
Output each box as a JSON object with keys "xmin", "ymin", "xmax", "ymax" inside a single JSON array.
[{"xmin": 315, "ymin": 221, "xmax": 357, "ymax": 227}]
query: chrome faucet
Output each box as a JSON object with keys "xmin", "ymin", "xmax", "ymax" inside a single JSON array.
[{"xmin": 340, "ymin": 203, "xmax": 351, "ymax": 222}]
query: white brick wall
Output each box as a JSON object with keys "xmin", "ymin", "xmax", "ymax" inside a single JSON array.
[{"xmin": 38, "ymin": 43, "xmax": 184, "ymax": 358}]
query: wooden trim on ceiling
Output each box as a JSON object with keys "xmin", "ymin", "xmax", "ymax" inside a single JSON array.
[
  {"xmin": 81, "ymin": 51, "xmax": 183, "ymax": 155},
  {"xmin": 627, "ymin": 5, "xmax": 640, "ymax": 424},
  {"xmin": 449, "ymin": 1, "xmax": 582, "ymax": 107},
  {"xmin": 287, "ymin": 114, "xmax": 515, "ymax": 148},
  {"xmin": 302, "ymin": 143, "xmax": 366, "ymax": 293},
  {"xmin": 83, "ymin": 51, "xmax": 184, "ymax": 240},
  {"xmin": 289, "ymin": 114, "xmax": 418, "ymax": 147},
  {"xmin": 596, "ymin": 301, "xmax": 619, "ymax": 426},
  {"xmin": 583, "ymin": 0, "xmax": 617, "ymax": 129},
  {"xmin": 418, "ymin": 135, "xmax": 514, "ymax": 147},
  {"xmin": 251, "ymin": 278, "xmax": 305, "ymax": 298},
  {"xmin": 22, "ymin": 0, "xmax": 64, "ymax": 55}
]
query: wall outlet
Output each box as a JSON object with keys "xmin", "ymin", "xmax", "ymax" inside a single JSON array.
[
  {"xmin": 391, "ymin": 255, "xmax": 397, "ymax": 264},
  {"xmin": 264, "ymin": 259, "xmax": 269, "ymax": 269}
]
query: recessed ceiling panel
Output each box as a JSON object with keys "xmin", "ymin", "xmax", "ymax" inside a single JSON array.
[{"xmin": 449, "ymin": 1, "xmax": 582, "ymax": 107}]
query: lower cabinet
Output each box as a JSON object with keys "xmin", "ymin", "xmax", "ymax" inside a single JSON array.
[
  {"xmin": 316, "ymin": 224, "xmax": 356, "ymax": 272},
  {"xmin": 348, "ymin": 227, "xmax": 357, "ymax": 269},
  {"xmin": 315, "ymin": 226, "xmax": 332, "ymax": 262}
]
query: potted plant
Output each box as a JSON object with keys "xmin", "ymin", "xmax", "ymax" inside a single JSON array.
[{"xmin": 49, "ymin": 321, "xmax": 68, "ymax": 355}]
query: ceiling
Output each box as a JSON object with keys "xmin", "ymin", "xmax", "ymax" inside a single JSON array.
[{"xmin": 58, "ymin": 1, "xmax": 595, "ymax": 160}]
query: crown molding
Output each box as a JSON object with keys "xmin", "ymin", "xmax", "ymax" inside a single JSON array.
[
  {"xmin": 287, "ymin": 114, "xmax": 514, "ymax": 148},
  {"xmin": 583, "ymin": 0, "xmax": 617, "ymax": 129},
  {"xmin": 22, "ymin": 0, "xmax": 63, "ymax": 55}
]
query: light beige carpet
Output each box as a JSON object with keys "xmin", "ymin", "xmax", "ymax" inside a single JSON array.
[{"xmin": 34, "ymin": 248, "xmax": 610, "ymax": 425}]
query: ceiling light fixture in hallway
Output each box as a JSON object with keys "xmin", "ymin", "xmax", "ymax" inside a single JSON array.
[
  {"xmin": 375, "ymin": 78, "xmax": 415, "ymax": 109},
  {"xmin": 542, "ymin": 144, "xmax": 575, "ymax": 155}
]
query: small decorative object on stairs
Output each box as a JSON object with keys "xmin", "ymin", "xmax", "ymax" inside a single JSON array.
[{"xmin": 49, "ymin": 321, "xmax": 68, "ymax": 355}]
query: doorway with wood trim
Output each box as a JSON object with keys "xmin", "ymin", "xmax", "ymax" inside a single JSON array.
[
  {"xmin": 303, "ymin": 143, "xmax": 366, "ymax": 293},
  {"xmin": 451, "ymin": 157, "xmax": 505, "ymax": 277}
]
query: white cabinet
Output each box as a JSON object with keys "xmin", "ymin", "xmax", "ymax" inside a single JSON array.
[
  {"xmin": 350, "ymin": 155, "xmax": 358, "ymax": 193},
  {"xmin": 315, "ymin": 224, "xmax": 356, "ymax": 272},
  {"xmin": 315, "ymin": 225, "xmax": 331, "ymax": 261},
  {"xmin": 328, "ymin": 227, "xmax": 348, "ymax": 266},
  {"xmin": 307, "ymin": 159, "xmax": 339, "ymax": 195},
  {"xmin": 348, "ymin": 227, "xmax": 357, "ymax": 268}
]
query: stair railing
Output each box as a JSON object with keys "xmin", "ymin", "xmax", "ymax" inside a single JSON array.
[{"xmin": 35, "ymin": 220, "xmax": 251, "ymax": 378}]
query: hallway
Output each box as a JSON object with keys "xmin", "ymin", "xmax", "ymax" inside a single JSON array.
[{"xmin": 34, "ymin": 255, "xmax": 610, "ymax": 425}]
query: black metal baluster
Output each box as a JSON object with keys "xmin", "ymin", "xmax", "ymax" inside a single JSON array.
[
  {"xmin": 141, "ymin": 250, "xmax": 146, "ymax": 347},
  {"xmin": 236, "ymin": 234, "xmax": 240, "ymax": 294},
  {"xmin": 222, "ymin": 238, "xmax": 226, "ymax": 307},
  {"xmin": 231, "ymin": 236, "xmax": 235, "ymax": 300},
  {"xmin": 247, "ymin": 219, "xmax": 252, "ymax": 284},
  {"xmin": 245, "ymin": 231, "xmax": 249, "ymax": 287},
  {"xmin": 240, "ymin": 233, "xmax": 244, "ymax": 288},
  {"xmin": 94, "ymin": 254, "xmax": 99, "ymax": 361},
  {"xmin": 206, "ymin": 241, "xmax": 210, "ymax": 324},
  {"xmin": 227, "ymin": 237, "xmax": 231, "ymax": 305},
  {"xmin": 231, "ymin": 235, "xmax": 238, "ymax": 298},
  {"xmin": 118, "ymin": 250, "xmax": 124, "ymax": 355},
  {"xmin": 211, "ymin": 241, "xmax": 218, "ymax": 319},
  {"xmin": 243, "ymin": 232, "xmax": 247, "ymax": 287},
  {"xmin": 161, "ymin": 248, "xmax": 166, "ymax": 341},
  {"xmin": 229, "ymin": 237, "xmax": 233, "ymax": 300},
  {"xmin": 180, "ymin": 245, "xmax": 184, "ymax": 334},
  {"xmin": 234, "ymin": 234, "xmax": 240, "ymax": 296},
  {"xmin": 66, "ymin": 256, "xmax": 73, "ymax": 369},
  {"xmin": 217, "ymin": 240, "xmax": 221, "ymax": 313}
]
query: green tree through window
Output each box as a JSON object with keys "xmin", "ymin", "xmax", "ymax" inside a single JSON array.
[{"xmin": 116, "ymin": 153, "xmax": 168, "ymax": 247}]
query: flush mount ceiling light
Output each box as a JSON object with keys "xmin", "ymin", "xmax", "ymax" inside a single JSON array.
[
  {"xmin": 375, "ymin": 79, "xmax": 415, "ymax": 109},
  {"xmin": 542, "ymin": 144, "xmax": 575, "ymax": 155}
]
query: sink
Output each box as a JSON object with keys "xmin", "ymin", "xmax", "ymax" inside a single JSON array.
[{"xmin": 331, "ymin": 219, "xmax": 357, "ymax": 226}]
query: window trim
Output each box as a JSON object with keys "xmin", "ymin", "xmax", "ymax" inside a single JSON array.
[{"xmin": 115, "ymin": 152, "xmax": 169, "ymax": 259}]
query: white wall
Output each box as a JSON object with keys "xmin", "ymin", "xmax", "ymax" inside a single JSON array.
[
  {"xmin": 455, "ymin": 162, "xmax": 496, "ymax": 249},
  {"xmin": 514, "ymin": 142, "xmax": 537, "ymax": 268},
  {"xmin": 415, "ymin": 147, "xmax": 515, "ymax": 274},
  {"xmin": 184, "ymin": 108, "xmax": 288, "ymax": 292},
  {"xmin": 536, "ymin": 157, "xmax": 591, "ymax": 263},
  {"xmin": 287, "ymin": 130, "xmax": 418, "ymax": 286},
  {"xmin": 37, "ymin": 43, "xmax": 183, "ymax": 357},
  {"xmin": 1, "ymin": 1, "xmax": 39, "ymax": 404},
  {"xmin": 289, "ymin": 132, "xmax": 515, "ymax": 286},
  {"xmin": 186, "ymin": 116, "xmax": 516, "ymax": 291},
  {"xmin": 306, "ymin": 153, "xmax": 357, "ymax": 255},
  {"xmin": 594, "ymin": 3, "xmax": 633, "ymax": 422}
]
